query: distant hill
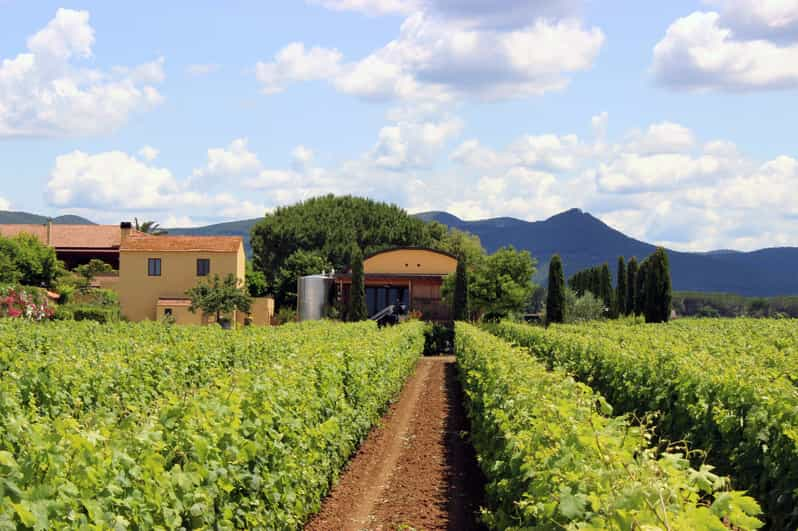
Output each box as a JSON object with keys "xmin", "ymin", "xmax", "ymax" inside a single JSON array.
[
  {"xmin": 417, "ymin": 209, "xmax": 798, "ymax": 297},
  {"xmin": 0, "ymin": 210, "xmax": 95, "ymax": 225}
]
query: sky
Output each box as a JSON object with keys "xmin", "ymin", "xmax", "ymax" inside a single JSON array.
[{"xmin": 1, "ymin": 0, "xmax": 797, "ymax": 252}]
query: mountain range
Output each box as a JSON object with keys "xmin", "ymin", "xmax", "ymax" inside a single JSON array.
[{"xmin": 3, "ymin": 208, "xmax": 797, "ymax": 296}]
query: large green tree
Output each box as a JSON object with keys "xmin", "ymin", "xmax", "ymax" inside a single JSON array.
[
  {"xmin": 452, "ymin": 255, "xmax": 470, "ymax": 321},
  {"xmin": 0, "ymin": 233, "xmax": 63, "ymax": 288},
  {"xmin": 469, "ymin": 246, "xmax": 536, "ymax": 321},
  {"xmin": 546, "ymin": 254, "xmax": 566, "ymax": 325},
  {"xmin": 348, "ymin": 245, "xmax": 368, "ymax": 321},
  {"xmin": 615, "ymin": 256, "xmax": 627, "ymax": 317},
  {"xmin": 644, "ymin": 247, "xmax": 672, "ymax": 323},
  {"xmin": 626, "ymin": 257, "xmax": 638, "ymax": 316},
  {"xmin": 250, "ymin": 195, "xmax": 441, "ymax": 308}
]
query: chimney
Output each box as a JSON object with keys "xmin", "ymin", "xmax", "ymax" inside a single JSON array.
[
  {"xmin": 46, "ymin": 219, "xmax": 52, "ymax": 246},
  {"xmin": 120, "ymin": 221, "xmax": 132, "ymax": 242}
]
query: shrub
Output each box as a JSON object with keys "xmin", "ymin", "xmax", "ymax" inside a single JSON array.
[
  {"xmin": 0, "ymin": 285, "xmax": 54, "ymax": 321},
  {"xmin": 70, "ymin": 304, "xmax": 119, "ymax": 323}
]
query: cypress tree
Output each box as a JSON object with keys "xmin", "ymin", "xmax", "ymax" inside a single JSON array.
[
  {"xmin": 453, "ymin": 255, "xmax": 469, "ymax": 321},
  {"xmin": 626, "ymin": 257, "xmax": 638, "ymax": 316},
  {"xmin": 546, "ymin": 254, "xmax": 566, "ymax": 325},
  {"xmin": 600, "ymin": 263, "xmax": 612, "ymax": 312},
  {"xmin": 616, "ymin": 256, "xmax": 627, "ymax": 318},
  {"xmin": 644, "ymin": 247, "xmax": 672, "ymax": 323},
  {"xmin": 349, "ymin": 245, "xmax": 368, "ymax": 321},
  {"xmin": 635, "ymin": 260, "xmax": 647, "ymax": 317}
]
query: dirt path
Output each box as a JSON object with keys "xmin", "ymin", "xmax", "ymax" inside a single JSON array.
[{"xmin": 305, "ymin": 356, "xmax": 486, "ymax": 531}]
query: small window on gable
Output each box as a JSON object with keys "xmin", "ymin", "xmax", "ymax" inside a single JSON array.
[
  {"xmin": 197, "ymin": 258, "xmax": 210, "ymax": 277},
  {"xmin": 148, "ymin": 258, "xmax": 161, "ymax": 276}
]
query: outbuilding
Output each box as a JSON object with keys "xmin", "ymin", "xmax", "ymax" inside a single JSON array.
[{"xmin": 336, "ymin": 247, "xmax": 458, "ymax": 321}]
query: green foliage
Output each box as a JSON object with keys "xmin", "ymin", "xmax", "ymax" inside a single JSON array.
[
  {"xmin": 615, "ymin": 256, "xmax": 626, "ymax": 317},
  {"xmin": 0, "ymin": 233, "xmax": 63, "ymax": 288},
  {"xmin": 245, "ymin": 262, "xmax": 269, "ymax": 297},
  {"xmin": 469, "ymin": 246, "xmax": 536, "ymax": 321},
  {"xmin": 625, "ymin": 257, "xmax": 638, "ymax": 316},
  {"xmin": 492, "ymin": 319, "xmax": 798, "ymax": 529},
  {"xmin": 434, "ymin": 226, "xmax": 485, "ymax": 269},
  {"xmin": 135, "ymin": 218, "xmax": 167, "ymax": 235},
  {"xmin": 545, "ymin": 254, "xmax": 565, "ymax": 324},
  {"xmin": 671, "ymin": 291, "xmax": 798, "ymax": 318},
  {"xmin": 423, "ymin": 322, "xmax": 454, "ymax": 355},
  {"xmin": 70, "ymin": 304, "xmax": 119, "ymax": 323},
  {"xmin": 563, "ymin": 288, "xmax": 605, "ymax": 323},
  {"xmin": 348, "ymin": 246, "xmax": 367, "ymax": 322},
  {"xmin": 274, "ymin": 306, "xmax": 297, "ymax": 325},
  {"xmin": 644, "ymin": 247, "xmax": 672, "ymax": 323},
  {"xmin": 0, "ymin": 319, "xmax": 425, "ymax": 529},
  {"xmin": 452, "ymin": 256, "xmax": 469, "ymax": 321},
  {"xmin": 457, "ymin": 323, "xmax": 762, "ymax": 530},
  {"xmin": 74, "ymin": 259, "xmax": 114, "ymax": 290},
  {"xmin": 635, "ymin": 259, "xmax": 647, "ymax": 316},
  {"xmin": 250, "ymin": 195, "xmax": 440, "ymax": 307},
  {"xmin": 187, "ymin": 273, "xmax": 252, "ymax": 323},
  {"xmin": 273, "ymin": 250, "xmax": 331, "ymax": 309},
  {"xmin": 599, "ymin": 262, "xmax": 612, "ymax": 310}
]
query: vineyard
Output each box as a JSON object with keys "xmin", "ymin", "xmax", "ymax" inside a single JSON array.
[
  {"xmin": 1, "ymin": 316, "xmax": 793, "ymax": 530},
  {"xmin": 0, "ymin": 319, "xmax": 425, "ymax": 529},
  {"xmin": 457, "ymin": 323, "xmax": 762, "ymax": 530},
  {"xmin": 490, "ymin": 319, "xmax": 798, "ymax": 529}
]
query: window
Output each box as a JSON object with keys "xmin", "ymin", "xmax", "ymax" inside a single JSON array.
[
  {"xmin": 196, "ymin": 258, "xmax": 210, "ymax": 277},
  {"xmin": 148, "ymin": 258, "xmax": 161, "ymax": 276},
  {"xmin": 164, "ymin": 308, "xmax": 173, "ymax": 316}
]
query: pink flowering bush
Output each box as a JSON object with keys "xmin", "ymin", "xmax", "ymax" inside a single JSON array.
[{"xmin": 0, "ymin": 286, "xmax": 55, "ymax": 321}]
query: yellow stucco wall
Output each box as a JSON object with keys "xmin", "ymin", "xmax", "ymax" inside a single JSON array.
[
  {"xmin": 364, "ymin": 249, "xmax": 457, "ymax": 275},
  {"xmin": 118, "ymin": 244, "xmax": 245, "ymax": 322}
]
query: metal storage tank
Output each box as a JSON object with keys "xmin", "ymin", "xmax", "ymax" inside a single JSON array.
[{"xmin": 297, "ymin": 274, "xmax": 333, "ymax": 321}]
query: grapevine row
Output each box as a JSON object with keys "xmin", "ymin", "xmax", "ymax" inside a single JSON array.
[
  {"xmin": 0, "ymin": 320, "xmax": 425, "ymax": 529},
  {"xmin": 455, "ymin": 322, "xmax": 761, "ymax": 530},
  {"xmin": 490, "ymin": 319, "xmax": 798, "ymax": 529}
]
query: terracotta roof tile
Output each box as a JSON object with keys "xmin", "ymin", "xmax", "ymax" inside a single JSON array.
[
  {"xmin": 0, "ymin": 224, "xmax": 48, "ymax": 240},
  {"xmin": 121, "ymin": 235, "xmax": 242, "ymax": 253},
  {"xmin": 0, "ymin": 224, "xmax": 124, "ymax": 249},
  {"xmin": 51, "ymin": 225, "xmax": 122, "ymax": 249}
]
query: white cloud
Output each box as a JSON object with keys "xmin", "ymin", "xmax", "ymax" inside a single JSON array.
[
  {"xmin": 255, "ymin": 43, "xmax": 343, "ymax": 94},
  {"xmin": 708, "ymin": 0, "xmax": 798, "ymax": 40},
  {"xmin": 47, "ymin": 150, "xmax": 181, "ymax": 210},
  {"xmin": 261, "ymin": 7, "xmax": 603, "ymax": 102},
  {"xmin": 0, "ymin": 9, "xmax": 164, "ymax": 137},
  {"xmin": 370, "ymin": 116, "xmax": 463, "ymax": 170},
  {"xmin": 186, "ymin": 63, "xmax": 220, "ymax": 76},
  {"xmin": 138, "ymin": 145, "xmax": 159, "ymax": 161},
  {"xmin": 0, "ymin": 197, "xmax": 10, "ymax": 210},
  {"xmin": 192, "ymin": 138, "xmax": 263, "ymax": 185},
  {"xmin": 653, "ymin": 10, "xmax": 798, "ymax": 91},
  {"xmin": 624, "ymin": 122, "xmax": 696, "ymax": 154}
]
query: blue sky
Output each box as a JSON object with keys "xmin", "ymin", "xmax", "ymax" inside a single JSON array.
[{"xmin": 1, "ymin": 0, "xmax": 797, "ymax": 251}]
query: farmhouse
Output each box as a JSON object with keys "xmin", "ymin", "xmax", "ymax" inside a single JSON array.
[
  {"xmin": 117, "ymin": 232, "xmax": 272, "ymax": 325},
  {"xmin": 0, "ymin": 221, "xmax": 128, "ymax": 269},
  {"xmin": 336, "ymin": 247, "xmax": 458, "ymax": 321}
]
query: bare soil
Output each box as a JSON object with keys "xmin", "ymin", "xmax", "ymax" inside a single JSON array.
[{"xmin": 305, "ymin": 356, "xmax": 486, "ymax": 531}]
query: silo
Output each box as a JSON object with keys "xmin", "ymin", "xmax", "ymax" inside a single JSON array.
[{"xmin": 297, "ymin": 274, "xmax": 333, "ymax": 321}]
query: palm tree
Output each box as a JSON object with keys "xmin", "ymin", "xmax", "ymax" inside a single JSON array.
[{"xmin": 135, "ymin": 218, "xmax": 168, "ymax": 235}]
